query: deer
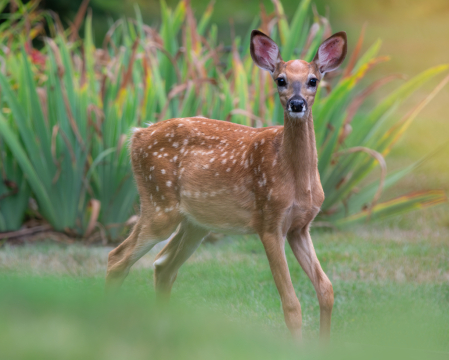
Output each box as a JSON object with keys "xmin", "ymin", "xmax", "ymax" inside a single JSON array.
[{"xmin": 105, "ymin": 29, "xmax": 347, "ymax": 340}]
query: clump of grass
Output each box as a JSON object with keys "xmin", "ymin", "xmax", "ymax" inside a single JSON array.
[{"xmin": 0, "ymin": 0, "xmax": 447, "ymax": 240}]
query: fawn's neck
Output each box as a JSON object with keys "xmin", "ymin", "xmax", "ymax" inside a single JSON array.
[{"xmin": 281, "ymin": 111, "xmax": 319, "ymax": 195}]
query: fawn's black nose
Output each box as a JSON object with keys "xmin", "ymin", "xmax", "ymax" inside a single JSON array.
[{"xmin": 288, "ymin": 98, "xmax": 306, "ymax": 113}]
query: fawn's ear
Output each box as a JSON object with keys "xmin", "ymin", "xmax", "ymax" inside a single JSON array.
[
  {"xmin": 313, "ymin": 31, "xmax": 347, "ymax": 74},
  {"xmin": 250, "ymin": 30, "xmax": 282, "ymax": 74}
]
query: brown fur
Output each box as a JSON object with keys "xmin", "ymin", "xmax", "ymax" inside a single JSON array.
[{"xmin": 106, "ymin": 30, "xmax": 347, "ymax": 341}]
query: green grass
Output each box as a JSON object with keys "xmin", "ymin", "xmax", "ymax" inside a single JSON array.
[{"xmin": 1, "ymin": 224, "xmax": 448, "ymax": 359}]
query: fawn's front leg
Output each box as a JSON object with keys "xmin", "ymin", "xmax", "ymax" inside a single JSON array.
[
  {"xmin": 260, "ymin": 232, "xmax": 302, "ymax": 340},
  {"xmin": 287, "ymin": 227, "xmax": 334, "ymax": 340}
]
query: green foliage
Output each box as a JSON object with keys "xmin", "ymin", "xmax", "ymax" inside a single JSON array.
[
  {"xmin": 0, "ymin": 133, "xmax": 30, "ymax": 231},
  {"xmin": 0, "ymin": 0, "xmax": 446, "ymax": 239}
]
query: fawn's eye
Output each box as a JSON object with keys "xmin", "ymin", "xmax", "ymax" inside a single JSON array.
[
  {"xmin": 276, "ymin": 78, "xmax": 287, "ymax": 87},
  {"xmin": 308, "ymin": 78, "xmax": 317, "ymax": 87}
]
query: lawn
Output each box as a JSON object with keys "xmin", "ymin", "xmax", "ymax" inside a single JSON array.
[{"xmin": 1, "ymin": 218, "xmax": 448, "ymax": 359}]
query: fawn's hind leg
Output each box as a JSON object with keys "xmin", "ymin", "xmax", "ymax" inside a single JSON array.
[
  {"xmin": 154, "ymin": 219, "xmax": 209, "ymax": 299},
  {"xmin": 105, "ymin": 212, "xmax": 181, "ymax": 293}
]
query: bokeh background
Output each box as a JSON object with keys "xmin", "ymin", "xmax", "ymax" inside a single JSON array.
[{"xmin": 39, "ymin": 0, "xmax": 449, "ymax": 203}]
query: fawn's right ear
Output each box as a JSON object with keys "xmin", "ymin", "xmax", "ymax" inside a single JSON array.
[{"xmin": 250, "ymin": 30, "xmax": 282, "ymax": 74}]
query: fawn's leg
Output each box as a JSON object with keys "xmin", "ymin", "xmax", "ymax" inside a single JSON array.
[
  {"xmin": 153, "ymin": 219, "xmax": 209, "ymax": 300},
  {"xmin": 105, "ymin": 215, "xmax": 181, "ymax": 293},
  {"xmin": 260, "ymin": 232, "xmax": 302, "ymax": 340},
  {"xmin": 287, "ymin": 227, "xmax": 334, "ymax": 341}
]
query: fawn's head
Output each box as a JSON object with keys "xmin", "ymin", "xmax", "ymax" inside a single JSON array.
[{"xmin": 250, "ymin": 30, "xmax": 347, "ymax": 119}]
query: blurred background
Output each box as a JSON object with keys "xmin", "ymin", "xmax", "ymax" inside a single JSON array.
[
  {"xmin": 0, "ymin": 0, "xmax": 446, "ymax": 238},
  {"xmin": 35, "ymin": 0, "xmax": 449, "ymax": 203}
]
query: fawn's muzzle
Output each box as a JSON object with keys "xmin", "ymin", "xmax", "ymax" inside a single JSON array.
[{"xmin": 288, "ymin": 97, "xmax": 306, "ymax": 113}]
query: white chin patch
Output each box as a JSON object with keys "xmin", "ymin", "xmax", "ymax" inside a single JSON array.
[{"xmin": 288, "ymin": 111, "xmax": 306, "ymax": 119}]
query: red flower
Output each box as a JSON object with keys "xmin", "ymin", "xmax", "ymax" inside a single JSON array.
[{"xmin": 24, "ymin": 42, "xmax": 46, "ymax": 67}]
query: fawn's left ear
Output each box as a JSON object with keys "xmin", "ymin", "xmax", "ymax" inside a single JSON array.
[{"xmin": 313, "ymin": 31, "xmax": 347, "ymax": 74}]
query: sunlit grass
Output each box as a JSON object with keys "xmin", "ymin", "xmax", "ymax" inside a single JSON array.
[{"xmin": 1, "ymin": 226, "xmax": 448, "ymax": 359}]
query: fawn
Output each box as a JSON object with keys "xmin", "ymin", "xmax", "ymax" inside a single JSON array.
[{"xmin": 106, "ymin": 30, "xmax": 347, "ymax": 340}]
